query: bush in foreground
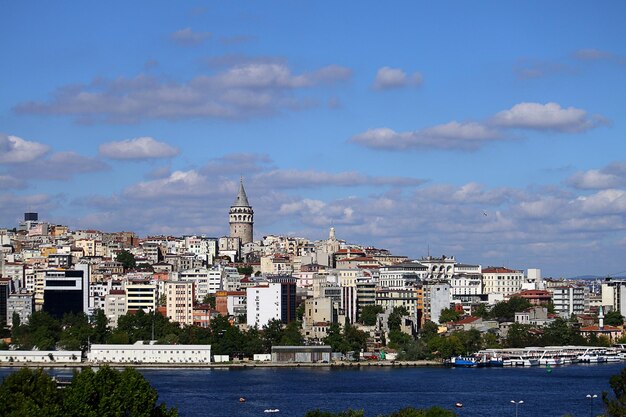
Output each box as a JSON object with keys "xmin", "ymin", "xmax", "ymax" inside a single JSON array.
[
  {"xmin": 0, "ymin": 367, "xmax": 177, "ymax": 417},
  {"xmin": 305, "ymin": 407, "xmax": 457, "ymax": 417}
]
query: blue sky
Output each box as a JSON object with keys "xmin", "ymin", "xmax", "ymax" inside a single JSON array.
[{"xmin": 1, "ymin": 1, "xmax": 626, "ymax": 277}]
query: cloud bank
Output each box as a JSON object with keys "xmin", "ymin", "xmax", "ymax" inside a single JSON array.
[{"xmin": 99, "ymin": 137, "xmax": 179, "ymax": 160}]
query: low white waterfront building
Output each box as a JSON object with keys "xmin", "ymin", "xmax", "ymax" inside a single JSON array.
[
  {"xmin": 88, "ymin": 341, "xmax": 211, "ymax": 364},
  {"xmin": 0, "ymin": 350, "xmax": 82, "ymax": 364}
]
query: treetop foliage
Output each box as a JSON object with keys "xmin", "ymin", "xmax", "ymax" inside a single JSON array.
[{"xmin": 0, "ymin": 367, "xmax": 177, "ymax": 417}]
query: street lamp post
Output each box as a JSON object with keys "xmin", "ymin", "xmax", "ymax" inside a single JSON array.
[
  {"xmin": 586, "ymin": 394, "xmax": 597, "ymax": 417},
  {"xmin": 510, "ymin": 400, "xmax": 524, "ymax": 417}
]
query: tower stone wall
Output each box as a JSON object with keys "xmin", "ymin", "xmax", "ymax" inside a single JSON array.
[{"xmin": 229, "ymin": 179, "xmax": 254, "ymax": 244}]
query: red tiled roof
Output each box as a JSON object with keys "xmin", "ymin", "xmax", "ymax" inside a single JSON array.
[
  {"xmin": 580, "ymin": 325, "xmax": 622, "ymax": 332},
  {"xmin": 452, "ymin": 316, "xmax": 481, "ymax": 325}
]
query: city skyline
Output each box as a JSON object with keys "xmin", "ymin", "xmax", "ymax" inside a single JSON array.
[{"xmin": 2, "ymin": 2, "xmax": 626, "ymax": 277}]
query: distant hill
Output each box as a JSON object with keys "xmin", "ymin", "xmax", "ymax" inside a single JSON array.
[{"xmin": 568, "ymin": 275, "xmax": 626, "ymax": 280}]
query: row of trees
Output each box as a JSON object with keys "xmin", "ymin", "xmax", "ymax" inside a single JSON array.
[
  {"xmin": 0, "ymin": 367, "xmax": 177, "ymax": 417},
  {"xmin": 8, "ymin": 309, "xmax": 307, "ymax": 357}
]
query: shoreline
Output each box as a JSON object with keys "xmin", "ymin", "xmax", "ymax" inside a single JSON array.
[{"xmin": 0, "ymin": 360, "xmax": 443, "ymax": 369}]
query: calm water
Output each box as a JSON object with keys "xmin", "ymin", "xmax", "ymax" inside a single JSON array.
[{"xmin": 1, "ymin": 363, "xmax": 623, "ymax": 416}]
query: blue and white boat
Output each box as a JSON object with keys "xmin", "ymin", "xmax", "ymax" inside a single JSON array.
[{"xmin": 450, "ymin": 356, "xmax": 485, "ymax": 367}]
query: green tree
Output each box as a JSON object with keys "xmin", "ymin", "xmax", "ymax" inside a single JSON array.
[
  {"xmin": 505, "ymin": 323, "xmax": 537, "ymax": 348},
  {"xmin": 472, "ymin": 304, "xmax": 490, "ymax": 319},
  {"xmin": 296, "ymin": 302, "xmax": 306, "ymax": 321},
  {"xmin": 59, "ymin": 312, "xmax": 94, "ymax": 351},
  {"xmin": 0, "ymin": 368, "xmax": 63, "ymax": 417},
  {"xmin": 490, "ymin": 297, "xmax": 531, "ymax": 322},
  {"xmin": 280, "ymin": 320, "xmax": 304, "ymax": 346},
  {"xmin": 481, "ymin": 332, "xmax": 501, "ymax": 349},
  {"xmin": 262, "ymin": 319, "xmax": 285, "ymax": 352},
  {"xmin": 116, "ymin": 250, "xmax": 136, "ymax": 270},
  {"xmin": 605, "ymin": 310, "xmax": 624, "ymax": 326},
  {"xmin": 396, "ymin": 339, "xmax": 431, "ymax": 360},
  {"xmin": 388, "ymin": 329, "xmax": 412, "ymax": 349},
  {"xmin": 603, "ymin": 365, "xmax": 626, "ymax": 416},
  {"xmin": 242, "ymin": 326, "xmax": 265, "ymax": 357},
  {"xmin": 13, "ymin": 310, "xmax": 62, "ymax": 350},
  {"xmin": 360, "ymin": 305, "xmax": 383, "ymax": 326},
  {"xmin": 202, "ymin": 294, "xmax": 216, "ymax": 308},
  {"xmin": 237, "ymin": 265, "xmax": 253, "ymax": 276},
  {"xmin": 91, "ymin": 309, "xmax": 110, "ymax": 343},
  {"xmin": 388, "ymin": 306, "xmax": 409, "ymax": 332},
  {"xmin": 63, "ymin": 366, "xmax": 177, "ymax": 417},
  {"xmin": 324, "ymin": 323, "xmax": 350, "ymax": 353},
  {"xmin": 456, "ymin": 329, "xmax": 482, "ymax": 354},
  {"xmin": 386, "ymin": 407, "xmax": 458, "ymax": 417},
  {"xmin": 344, "ymin": 322, "xmax": 368, "ymax": 356},
  {"xmin": 439, "ymin": 308, "xmax": 461, "ymax": 324},
  {"xmin": 304, "ymin": 410, "xmax": 364, "ymax": 417},
  {"xmin": 420, "ymin": 321, "xmax": 440, "ymax": 341}
]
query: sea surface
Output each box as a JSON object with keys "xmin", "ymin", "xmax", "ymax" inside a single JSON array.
[{"xmin": 1, "ymin": 363, "xmax": 623, "ymax": 417}]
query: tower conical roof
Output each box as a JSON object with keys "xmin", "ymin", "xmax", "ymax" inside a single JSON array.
[{"xmin": 232, "ymin": 178, "xmax": 250, "ymax": 207}]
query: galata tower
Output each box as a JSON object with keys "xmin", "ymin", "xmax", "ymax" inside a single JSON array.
[{"xmin": 229, "ymin": 178, "xmax": 254, "ymax": 244}]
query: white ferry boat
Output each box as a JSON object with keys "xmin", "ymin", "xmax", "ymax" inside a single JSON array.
[{"xmin": 503, "ymin": 355, "xmax": 539, "ymax": 367}]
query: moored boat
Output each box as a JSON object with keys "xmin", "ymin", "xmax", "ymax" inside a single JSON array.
[{"xmin": 450, "ymin": 356, "xmax": 485, "ymax": 367}]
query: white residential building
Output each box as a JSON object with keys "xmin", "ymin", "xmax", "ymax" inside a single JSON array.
[
  {"xmin": 550, "ymin": 285, "xmax": 589, "ymax": 317},
  {"xmin": 246, "ymin": 284, "xmax": 281, "ymax": 328},
  {"xmin": 104, "ymin": 290, "xmax": 127, "ymax": 327},
  {"xmin": 179, "ymin": 268, "xmax": 223, "ymax": 302},
  {"xmin": 423, "ymin": 282, "xmax": 451, "ymax": 324},
  {"xmin": 124, "ymin": 281, "xmax": 157, "ymax": 312},
  {"xmin": 450, "ymin": 273, "xmax": 483, "ymax": 296},
  {"xmin": 378, "ymin": 262, "xmax": 427, "ymax": 289},
  {"xmin": 418, "ymin": 256, "xmax": 457, "ymax": 280}
]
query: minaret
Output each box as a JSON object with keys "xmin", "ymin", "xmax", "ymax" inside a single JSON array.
[
  {"xmin": 599, "ymin": 306, "xmax": 605, "ymax": 329},
  {"xmin": 229, "ymin": 178, "xmax": 254, "ymax": 244}
]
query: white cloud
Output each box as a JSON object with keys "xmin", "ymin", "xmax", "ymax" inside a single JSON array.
[
  {"xmin": 99, "ymin": 137, "xmax": 179, "ymax": 160},
  {"xmin": 62, "ymin": 171, "xmax": 626, "ymax": 277},
  {"xmin": 171, "ymin": 27, "xmax": 211, "ymax": 46},
  {"xmin": 578, "ymin": 189, "xmax": 626, "ymax": 215},
  {"xmin": 0, "ymin": 175, "xmax": 26, "ymax": 190},
  {"xmin": 0, "ymin": 134, "xmax": 50, "ymax": 163},
  {"xmin": 14, "ymin": 63, "xmax": 352, "ymax": 123},
  {"xmin": 372, "ymin": 67, "xmax": 422, "ymax": 90},
  {"xmin": 9, "ymin": 151, "xmax": 109, "ymax": 180},
  {"xmin": 251, "ymin": 169, "xmax": 425, "ymax": 188},
  {"xmin": 566, "ymin": 161, "xmax": 626, "ymax": 190},
  {"xmin": 573, "ymin": 48, "xmax": 618, "ymax": 62},
  {"xmin": 491, "ymin": 102, "xmax": 604, "ymax": 132},
  {"xmin": 201, "ymin": 153, "xmax": 273, "ymax": 175},
  {"xmin": 123, "ymin": 170, "xmax": 224, "ymax": 199},
  {"xmin": 567, "ymin": 170, "xmax": 623, "ymax": 190},
  {"xmin": 351, "ymin": 122, "xmax": 502, "ymax": 151}
]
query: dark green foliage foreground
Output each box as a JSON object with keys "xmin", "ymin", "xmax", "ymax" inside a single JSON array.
[
  {"xmin": 304, "ymin": 407, "xmax": 457, "ymax": 417},
  {"xmin": 0, "ymin": 367, "xmax": 177, "ymax": 417},
  {"xmin": 604, "ymin": 366, "xmax": 626, "ymax": 416}
]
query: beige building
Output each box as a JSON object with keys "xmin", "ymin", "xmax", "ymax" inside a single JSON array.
[
  {"xmin": 165, "ymin": 281, "xmax": 194, "ymax": 326},
  {"xmin": 74, "ymin": 239, "xmax": 105, "ymax": 258},
  {"xmin": 482, "ymin": 267, "xmax": 524, "ymax": 297},
  {"xmin": 376, "ymin": 288, "xmax": 420, "ymax": 316}
]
